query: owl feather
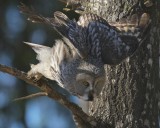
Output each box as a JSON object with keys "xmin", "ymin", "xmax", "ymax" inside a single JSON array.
[{"xmin": 20, "ymin": 4, "xmax": 150, "ymax": 100}]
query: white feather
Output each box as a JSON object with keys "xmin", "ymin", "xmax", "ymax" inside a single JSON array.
[
  {"xmin": 24, "ymin": 42, "xmax": 52, "ymax": 63},
  {"xmin": 24, "ymin": 42, "xmax": 54, "ymax": 80}
]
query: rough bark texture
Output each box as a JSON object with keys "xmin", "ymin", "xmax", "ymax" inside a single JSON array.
[
  {"xmin": 77, "ymin": 0, "xmax": 159, "ymax": 128},
  {"xmin": 0, "ymin": 1, "xmax": 159, "ymax": 128}
]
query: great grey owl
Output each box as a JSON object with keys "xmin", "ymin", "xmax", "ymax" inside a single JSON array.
[{"xmin": 20, "ymin": 4, "xmax": 150, "ymax": 101}]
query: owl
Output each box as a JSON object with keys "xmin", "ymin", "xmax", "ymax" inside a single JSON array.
[{"xmin": 20, "ymin": 4, "xmax": 150, "ymax": 101}]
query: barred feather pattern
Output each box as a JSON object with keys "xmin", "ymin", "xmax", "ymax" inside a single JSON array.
[
  {"xmin": 21, "ymin": 4, "xmax": 150, "ymax": 100},
  {"xmin": 20, "ymin": 4, "xmax": 150, "ymax": 64}
]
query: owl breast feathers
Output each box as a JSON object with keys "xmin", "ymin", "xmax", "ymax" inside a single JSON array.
[{"xmin": 20, "ymin": 4, "xmax": 150, "ymax": 100}]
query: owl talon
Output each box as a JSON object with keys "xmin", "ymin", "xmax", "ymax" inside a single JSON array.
[
  {"xmin": 33, "ymin": 74, "xmax": 42, "ymax": 81},
  {"xmin": 27, "ymin": 75, "xmax": 41, "ymax": 82},
  {"xmin": 26, "ymin": 70, "xmax": 42, "ymax": 82},
  {"xmin": 33, "ymin": 78, "xmax": 39, "ymax": 82},
  {"xmin": 26, "ymin": 75, "xmax": 31, "ymax": 79}
]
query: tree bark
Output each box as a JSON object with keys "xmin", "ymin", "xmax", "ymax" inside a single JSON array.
[
  {"xmin": 0, "ymin": 1, "xmax": 159, "ymax": 128},
  {"xmin": 75, "ymin": 0, "xmax": 159, "ymax": 128}
]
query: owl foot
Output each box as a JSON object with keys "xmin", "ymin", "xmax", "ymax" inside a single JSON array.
[
  {"xmin": 27, "ymin": 65, "xmax": 43, "ymax": 82},
  {"xmin": 27, "ymin": 72, "xmax": 42, "ymax": 82}
]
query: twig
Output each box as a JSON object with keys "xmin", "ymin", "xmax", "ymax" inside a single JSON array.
[
  {"xmin": 13, "ymin": 92, "xmax": 48, "ymax": 102},
  {"xmin": 0, "ymin": 64, "xmax": 96, "ymax": 128}
]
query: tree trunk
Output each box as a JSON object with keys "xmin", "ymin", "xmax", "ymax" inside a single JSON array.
[
  {"xmin": 77, "ymin": 0, "xmax": 159, "ymax": 128},
  {"xmin": 0, "ymin": 1, "xmax": 158, "ymax": 128}
]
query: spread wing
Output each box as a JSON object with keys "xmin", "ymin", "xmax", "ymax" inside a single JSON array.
[
  {"xmin": 20, "ymin": 3, "xmax": 150, "ymax": 65},
  {"xmin": 77, "ymin": 13, "xmax": 150, "ymax": 64},
  {"xmin": 19, "ymin": 3, "xmax": 88, "ymax": 59}
]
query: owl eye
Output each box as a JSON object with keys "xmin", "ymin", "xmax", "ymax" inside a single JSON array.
[{"xmin": 82, "ymin": 81, "xmax": 89, "ymax": 87}]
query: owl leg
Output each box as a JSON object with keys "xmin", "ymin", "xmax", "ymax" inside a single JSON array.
[{"xmin": 27, "ymin": 64, "xmax": 43, "ymax": 82}]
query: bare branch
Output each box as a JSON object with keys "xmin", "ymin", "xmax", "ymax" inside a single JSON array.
[
  {"xmin": 13, "ymin": 92, "xmax": 48, "ymax": 102},
  {"xmin": 0, "ymin": 64, "xmax": 97, "ymax": 128}
]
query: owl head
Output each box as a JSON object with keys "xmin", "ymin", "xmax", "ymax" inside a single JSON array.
[
  {"xmin": 59, "ymin": 55, "xmax": 106, "ymax": 101},
  {"xmin": 25, "ymin": 38, "xmax": 106, "ymax": 101}
]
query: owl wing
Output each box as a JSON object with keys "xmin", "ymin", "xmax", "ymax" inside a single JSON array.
[
  {"xmin": 104, "ymin": 13, "xmax": 151, "ymax": 64},
  {"xmin": 109, "ymin": 13, "xmax": 151, "ymax": 43},
  {"xmin": 20, "ymin": 4, "xmax": 150, "ymax": 64},
  {"xmin": 19, "ymin": 4, "xmax": 122, "ymax": 60},
  {"xmin": 19, "ymin": 4, "xmax": 87, "ymax": 58},
  {"xmin": 78, "ymin": 13, "xmax": 150, "ymax": 64},
  {"xmin": 77, "ymin": 13, "xmax": 128, "ymax": 63}
]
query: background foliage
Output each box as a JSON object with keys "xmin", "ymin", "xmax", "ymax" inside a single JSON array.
[{"xmin": 0, "ymin": 0, "xmax": 78, "ymax": 128}]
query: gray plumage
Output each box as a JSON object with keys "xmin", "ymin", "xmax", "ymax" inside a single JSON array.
[
  {"xmin": 25, "ymin": 38, "xmax": 105, "ymax": 101},
  {"xmin": 21, "ymin": 4, "xmax": 150, "ymax": 100}
]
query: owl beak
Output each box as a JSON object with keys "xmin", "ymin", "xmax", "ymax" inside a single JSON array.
[
  {"xmin": 87, "ymin": 90, "xmax": 94, "ymax": 101},
  {"xmin": 79, "ymin": 90, "xmax": 94, "ymax": 101}
]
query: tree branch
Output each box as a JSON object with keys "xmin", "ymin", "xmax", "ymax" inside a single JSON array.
[
  {"xmin": 13, "ymin": 92, "xmax": 48, "ymax": 101},
  {"xmin": 0, "ymin": 64, "xmax": 99, "ymax": 128}
]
